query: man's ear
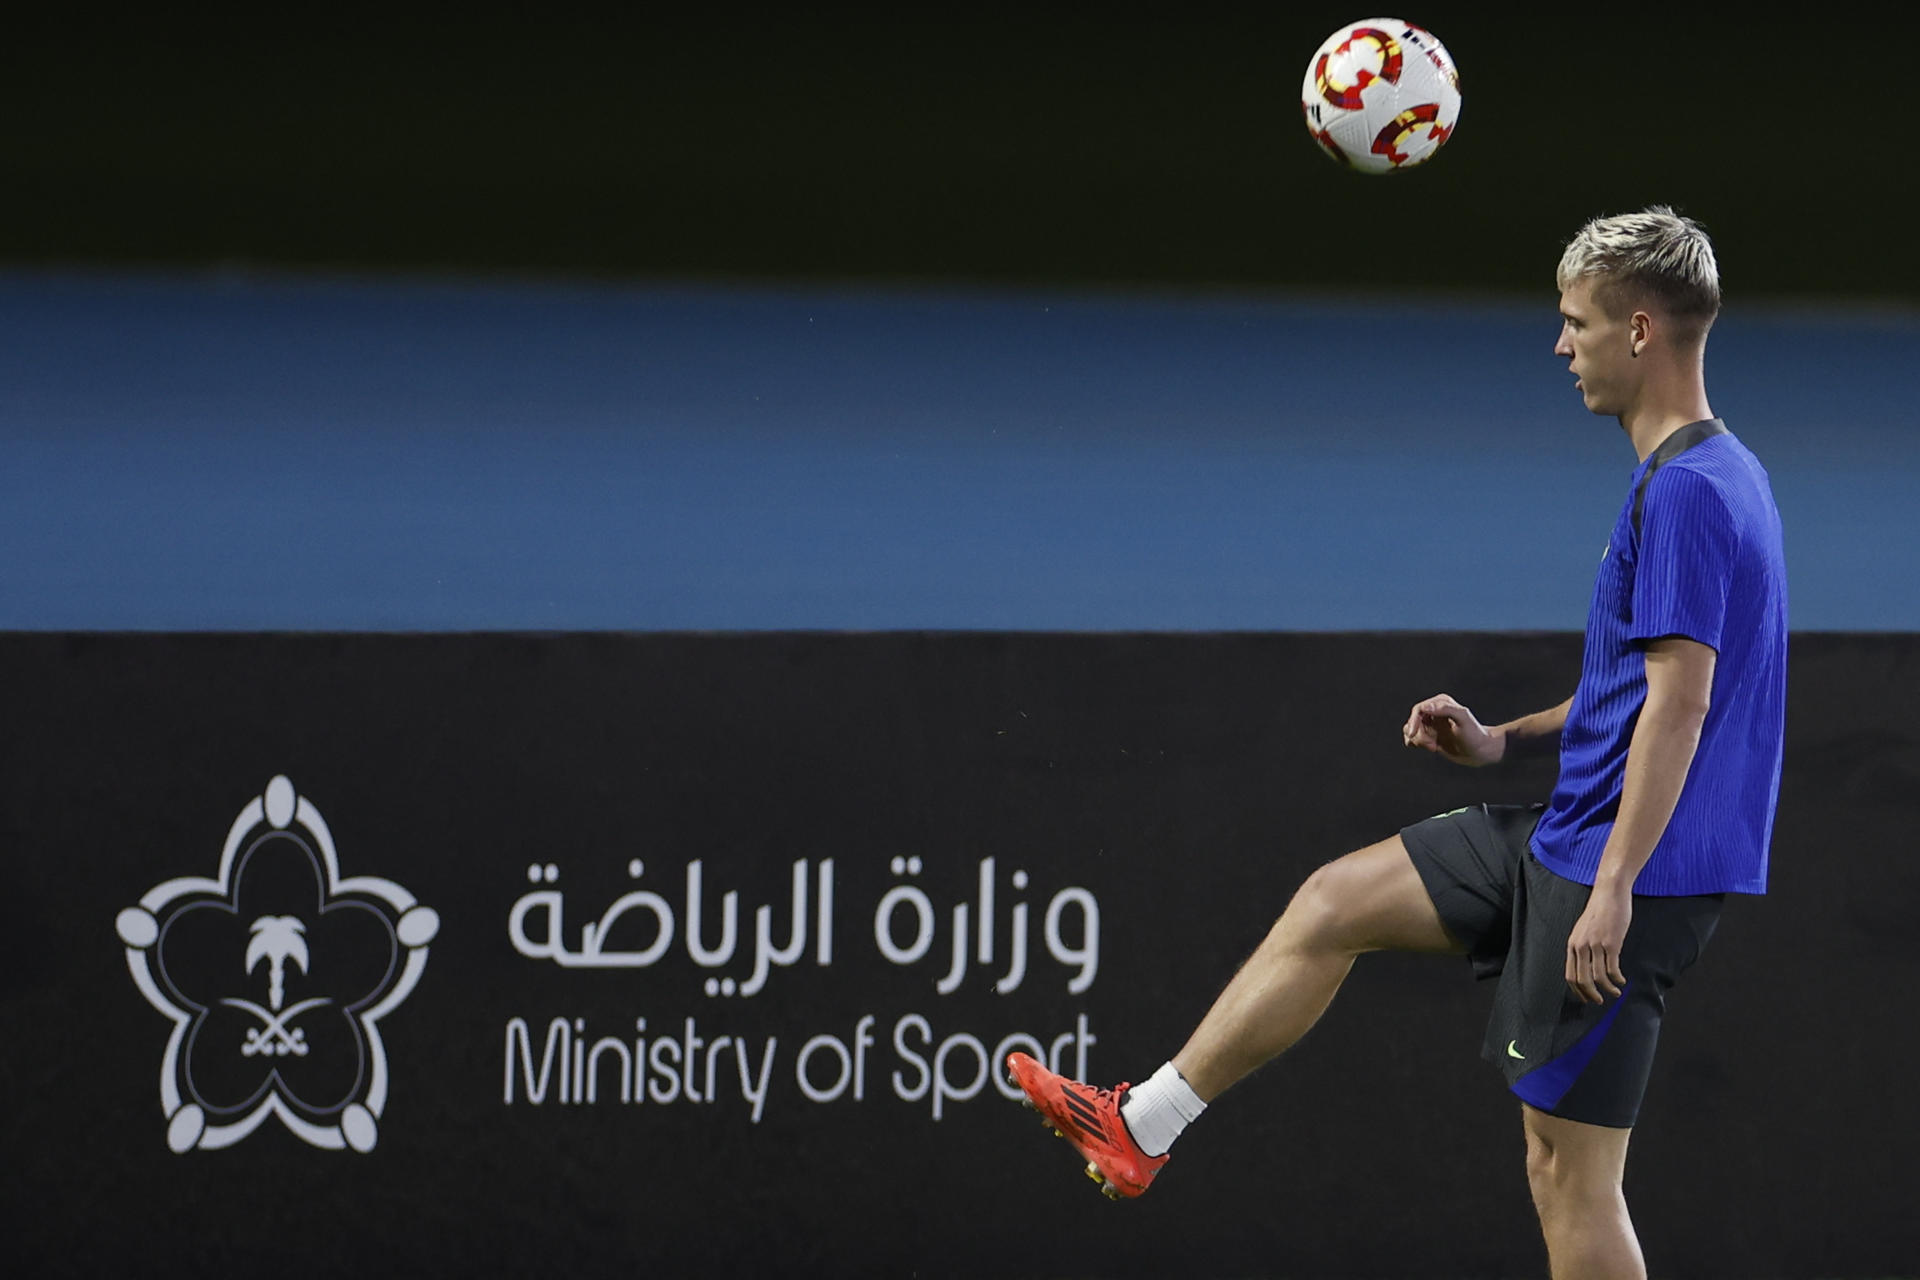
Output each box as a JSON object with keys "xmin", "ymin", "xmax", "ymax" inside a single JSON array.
[{"xmin": 1629, "ymin": 309, "xmax": 1653, "ymax": 359}]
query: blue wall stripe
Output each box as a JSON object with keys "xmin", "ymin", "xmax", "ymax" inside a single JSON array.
[{"xmin": 2, "ymin": 272, "xmax": 1912, "ymax": 631}]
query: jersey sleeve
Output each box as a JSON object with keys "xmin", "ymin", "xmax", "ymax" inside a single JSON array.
[{"xmin": 1630, "ymin": 465, "xmax": 1737, "ymax": 651}]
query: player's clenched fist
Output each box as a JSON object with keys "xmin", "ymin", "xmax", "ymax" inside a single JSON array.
[{"xmin": 1402, "ymin": 694, "xmax": 1505, "ymax": 767}]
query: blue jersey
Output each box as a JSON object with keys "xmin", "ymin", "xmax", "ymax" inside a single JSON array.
[{"xmin": 1531, "ymin": 419, "xmax": 1787, "ymax": 896}]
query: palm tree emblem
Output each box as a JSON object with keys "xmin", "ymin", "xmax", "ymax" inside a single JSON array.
[
  {"xmin": 225, "ymin": 915, "xmax": 326, "ymax": 1058},
  {"xmin": 246, "ymin": 915, "xmax": 309, "ymax": 1012},
  {"xmin": 119, "ymin": 775, "xmax": 438, "ymax": 1151}
]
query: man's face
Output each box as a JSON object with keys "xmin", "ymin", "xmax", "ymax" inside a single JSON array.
[{"xmin": 1553, "ymin": 279, "xmax": 1637, "ymax": 417}]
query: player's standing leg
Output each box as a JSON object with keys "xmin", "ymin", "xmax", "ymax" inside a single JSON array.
[{"xmin": 1522, "ymin": 1106, "xmax": 1643, "ymax": 1280}]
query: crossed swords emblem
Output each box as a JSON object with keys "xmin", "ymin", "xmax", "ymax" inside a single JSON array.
[
  {"xmin": 217, "ymin": 913, "xmax": 330, "ymax": 1056},
  {"xmin": 218, "ymin": 995, "xmax": 333, "ymax": 1056}
]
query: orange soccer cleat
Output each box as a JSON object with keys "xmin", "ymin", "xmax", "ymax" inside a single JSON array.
[{"xmin": 1005, "ymin": 1051, "xmax": 1168, "ymax": 1200}]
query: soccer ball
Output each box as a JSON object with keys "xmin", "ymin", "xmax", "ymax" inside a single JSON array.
[{"xmin": 1300, "ymin": 19, "xmax": 1461, "ymax": 174}]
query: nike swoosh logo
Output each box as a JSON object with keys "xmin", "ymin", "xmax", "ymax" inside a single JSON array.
[{"xmin": 1507, "ymin": 1040, "xmax": 1525, "ymax": 1060}]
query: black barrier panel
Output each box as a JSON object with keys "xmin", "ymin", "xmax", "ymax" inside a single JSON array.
[{"xmin": 3, "ymin": 633, "xmax": 1916, "ymax": 1278}]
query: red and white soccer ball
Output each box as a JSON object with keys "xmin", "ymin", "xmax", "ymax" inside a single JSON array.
[{"xmin": 1300, "ymin": 18, "xmax": 1461, "ymax": 174}]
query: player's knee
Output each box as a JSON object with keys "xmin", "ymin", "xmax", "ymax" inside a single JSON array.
[{"xmin": 1281, "ymin": 859, "xmax": 1362, "ymax": 951}]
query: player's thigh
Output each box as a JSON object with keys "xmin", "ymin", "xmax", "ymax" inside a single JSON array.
[
  {"xmin": 1289, "ymin": 835, "xmax": 1461, "ymax": 955},
  {"xmin": 1521, "ymin": 1103, "xmax": 1631, "ymax": 1189}
]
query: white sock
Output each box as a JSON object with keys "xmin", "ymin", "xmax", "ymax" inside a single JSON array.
[{"xmin": 1119, "ymin": 1062, "xmax": 1206, "ymax": 1157}]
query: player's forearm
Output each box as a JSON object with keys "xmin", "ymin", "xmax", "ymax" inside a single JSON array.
[
  {"xmin": 1591, "ymin": 692, "xmax": 1708, "ymax": 895},
  {"xmin": 1494, "ymin": 697, "xmax": 1572, "ymax": 758}
]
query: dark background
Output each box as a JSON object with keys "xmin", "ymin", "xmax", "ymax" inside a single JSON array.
[
  {"xmin": 4, "ymin": 633, "xmax": 1916, "ymax": 1277},
  {"xmin": 5, "ymin": 8, "xmax": 1911, "ymax": 299}
]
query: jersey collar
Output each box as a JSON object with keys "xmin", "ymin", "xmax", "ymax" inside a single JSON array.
[{"xmin": 1647, "ymin": 418, "xmax": 1729, "ymax": 468}]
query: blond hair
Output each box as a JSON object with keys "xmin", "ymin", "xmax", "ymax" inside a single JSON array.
[{"xmin": 1557, "ymin": 205, "xmax": 1720, "ymax": 342}]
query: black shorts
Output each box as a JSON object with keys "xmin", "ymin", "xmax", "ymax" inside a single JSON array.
[{"xmin": 1399, "ymin": 803, "xmax": 1724, "ymax": 1128}]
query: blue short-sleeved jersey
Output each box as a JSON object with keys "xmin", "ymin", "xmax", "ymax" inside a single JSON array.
[{"xmin": 1530, "ymin": 419, "xmax": 1788, "ymax": 896}]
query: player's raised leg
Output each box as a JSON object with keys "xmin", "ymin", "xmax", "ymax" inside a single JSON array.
[
  {"xmin": 1521, "ymin": 1105, "xmax": 1642, "ymax": 1280},
  {"xmin": 1170, "ymin": 833, "xmax": 1460, "ymax": 1101},
  {"xmin": 1007, "ymin": 834, "xmax": 1459, "ymax": 1198}
]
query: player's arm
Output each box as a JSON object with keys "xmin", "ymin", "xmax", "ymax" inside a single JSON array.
[
  {"xmin": 1402, "ymin": 694, "xmax": 1572, "ymax": 767},
  {"xmin": 1564, "ymin": 637, "xmax": 1715, "ymax": 1004},
  {"xmin": 1491, "ymin": 697, "xmax": 1572, "ymax": 758}
]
